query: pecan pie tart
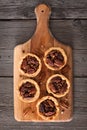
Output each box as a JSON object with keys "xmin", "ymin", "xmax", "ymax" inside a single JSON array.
[
  {"xmin": 19, "ymin": 53, "xmax": 42, "ymax": 77},
  {"xmin": 36, "ymin": 96, "xmax": 59, "ymax": 120},
  {"xmin": 17, "ymin": 79, "xmax": 40, "ymax": 103},
  {"xmin": 43, "ymin": 47, "xmax": 67, "ymax": 71},
  {"xmin": 46, "ymin": 74, "xmax": 70, "ymax": 98}
]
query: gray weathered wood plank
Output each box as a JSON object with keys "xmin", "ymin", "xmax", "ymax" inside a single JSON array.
[
  {"xmin": 0, "ymin": 106, "xmax": 87, "ymax": 127},
  {"xmin": 0, "ymin": 127, "xmax": 87, "ymax": 130},
  {"xmin": 0, "ymin": 49, "xmax": 87, "ymax": 77},
  {"xmin": 0, "ymin": 20, "xmax": 87, "ymax": 50},
  {"xmin": 0, "ymin": 77, "xmax": 87, "ymax": 107},
  {"xmin": 0, "ymin": 127, "xmax": 79, "ymax": 130},
  {"xmin": 0, "ymin": 110, "xmax": 87, "ymax": 128},
  {"xmin": 0, "ymin": 0, "xmax": 87, "ymax": 19}
]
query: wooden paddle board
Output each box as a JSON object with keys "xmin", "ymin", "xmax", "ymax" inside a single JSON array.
[{"xmin": 14, "ymin": 4, "xmax": 73, "ymax": 122}]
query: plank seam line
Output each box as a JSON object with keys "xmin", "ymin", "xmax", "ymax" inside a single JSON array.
[{"xmin": 0, "ymin": 18, "xmax": 87, "ymax": 21}]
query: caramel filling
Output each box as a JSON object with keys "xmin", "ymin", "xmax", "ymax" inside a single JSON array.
[
  {"xmin": 49, "ymin": 76, "xmax": 68, "ymax": 94},
  {"xmin": 21, "ymin": 56, "xmax": 39, "ymax": 74},
  {"xmin": 39, "ymin": 99, "xmax": 56, "ymax": 117},
  {"xmin": 19, "ymin": 82, "xmax": 36, "ymax": 98},
  {"xmin": 46, "ymin": 50, "xmax": 64, "ymax": 68}
]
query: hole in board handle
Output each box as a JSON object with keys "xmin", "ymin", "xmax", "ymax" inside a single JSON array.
[{"xmin": 41, "ymin": 10, "xmax": 44, "ymax": 13}]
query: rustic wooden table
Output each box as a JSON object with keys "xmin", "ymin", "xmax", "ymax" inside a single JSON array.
[{"xmin": 0, "ymin": 0, "xmax": 87, "ymax": 130}]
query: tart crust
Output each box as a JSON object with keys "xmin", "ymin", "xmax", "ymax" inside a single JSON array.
[
  {"xmin": 17, "ymin": 79, "xmax": 40, "ymax": 103},
  {"xmin": 19, "ymin": 53, "xmax": 42, "ymax": 77},
  {"xmin": 43, "ymin": 47, "xmax": 67, "ymax": 70},
  {"xmin": 46, "ymin": 74, "xmax": 70, "ymax": 98},
  {"xmin": 36, "ymin": 96, "xmax": 59, "ymax": 120}
]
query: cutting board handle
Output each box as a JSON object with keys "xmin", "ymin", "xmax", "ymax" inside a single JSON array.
[
  {"xmin": 35, "ymin": 4, "xmax": 51, "ymax": 24},
  {"xmin": 31, "ymin": 4, "xmax": 53, "ymax": 50},
  {"xmin": 32, "ymin": 4, "xmax": 52, "ymax": 40}
]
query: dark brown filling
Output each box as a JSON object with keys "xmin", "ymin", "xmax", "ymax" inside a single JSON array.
[
  {"xmin": 39, "ymin": 99, "xmax": 56, "ymax": 117},
  {"xmin": 49, "ymin": 76, "xmax": 68, "ymax": 94},
  {"xmin": 19, "ymin": 82, "xmax": 36, "ymax": 98},
  {"xmin": 21, "ymin": 55, "xmax": 39, "ymax": 74},
  {"xmin": 46, "ymin": 50, "xmax": 64, "ymax": 68}
]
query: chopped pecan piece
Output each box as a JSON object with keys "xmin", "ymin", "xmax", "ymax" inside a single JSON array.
[{"xmin": 60, "ymin": 99, "xmax": 69, "ymax": 109}]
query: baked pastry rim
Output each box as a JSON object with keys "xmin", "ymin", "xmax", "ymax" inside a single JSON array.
[{"xmin": 36, "ymin": 96, "xmax": 59, "ymax": 120}]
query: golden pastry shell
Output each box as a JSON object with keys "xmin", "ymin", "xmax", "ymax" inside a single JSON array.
[{"xmin": 36, "ymin": 96, "xmax": 59, "ymax": 120}]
